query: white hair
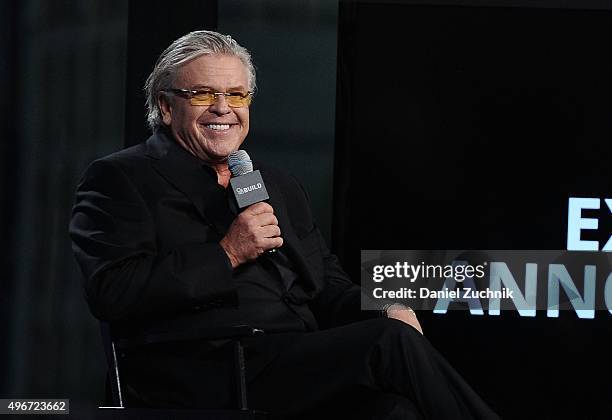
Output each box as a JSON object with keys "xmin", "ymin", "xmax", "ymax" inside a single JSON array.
[{"xmin": 144, "ymin": 30, "xmax": 257, "ymax": 131}]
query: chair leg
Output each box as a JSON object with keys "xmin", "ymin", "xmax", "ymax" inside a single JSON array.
[{"xmin": 111, "ymin": 341, "xmax": 124, "ymax": 408}]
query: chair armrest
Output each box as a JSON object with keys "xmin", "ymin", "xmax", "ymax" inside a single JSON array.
[{"xmin": 115, "ymin": 325, "xmax": 264, "ymax": 349}]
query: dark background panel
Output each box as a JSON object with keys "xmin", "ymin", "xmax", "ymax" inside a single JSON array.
[
  {"xmin": 0, "ymin": 0, "xmax": 20, "ymax": 400},
  {"xmin": 124, "ymin": 0, "xmax": 217, "ymax": 145},
  {"xmin": 1, "ymin": 0, "xmax": 129, "ymax": 416},
  {"xmin": 218, "ymin": 1, "xmax": 339, "ymax": 242},
  {"xmin": 336, "ymin": 1, "xmax": 612, "ymax": 418},
  {"xmin": 345, "ymin": 3, "xmax": 612, "ymax": 252}
]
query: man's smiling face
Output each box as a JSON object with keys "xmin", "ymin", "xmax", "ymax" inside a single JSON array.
[{"xmin": 159, "ymin": 53, "xmax": 250, "ymax": 163}]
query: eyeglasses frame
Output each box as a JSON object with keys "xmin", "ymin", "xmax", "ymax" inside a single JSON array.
[{"xmin": 162, "ymin": 88, "xmax": 253, "ymax": 107}]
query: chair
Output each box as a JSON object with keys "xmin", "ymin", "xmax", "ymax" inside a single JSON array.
[{"xmin": 99, "ymin": 322, "xmax": 268, "ymax": 419}]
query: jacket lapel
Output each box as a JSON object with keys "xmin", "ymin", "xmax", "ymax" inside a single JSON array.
[
  {"xmin": 145, "ymin": 131, "xmax": 232, "ymax": 236},
  {"xmin": 144, "ymin": 131, "xmax": 316, "ymax": 287}
]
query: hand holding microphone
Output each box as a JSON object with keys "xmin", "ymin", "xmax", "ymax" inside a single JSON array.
[
  {"xmin": 220, "ymin": 202, "xmax": 283, "ymax": 268},
  {"xmin": 220, "ymin": 150, "xmax": 283, "ymax": 268}
]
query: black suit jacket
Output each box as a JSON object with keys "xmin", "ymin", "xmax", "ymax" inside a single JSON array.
[{"xmin": 70, "ymin": 130, "xmax": 367, "ymax": 341}]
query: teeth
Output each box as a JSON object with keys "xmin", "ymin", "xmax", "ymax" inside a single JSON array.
[{"xmin": 206, "ymin": 124, "xmax": 231, "ymax": 130}]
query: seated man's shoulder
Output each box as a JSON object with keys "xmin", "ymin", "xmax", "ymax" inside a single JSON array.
[
  {"xmin": 98, "ymin": 141, "xmax": 149, "ymax": 167},
  {"xmin": 86, "ymin": 142, "xmax": 152, "ymax": 179},
  {"xmin": 76, "ymin": 142, "xmax": 158, "ymax": 201}
]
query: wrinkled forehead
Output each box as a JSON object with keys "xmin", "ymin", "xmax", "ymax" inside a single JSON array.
[{"xmin": 173, "ymin": 53, "xmax": 250, "ymax": 91}]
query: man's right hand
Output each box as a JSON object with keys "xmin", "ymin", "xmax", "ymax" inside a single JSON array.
[{"xmin": 220, "ymin": 202, "xmax": 283, "ymax": 268}]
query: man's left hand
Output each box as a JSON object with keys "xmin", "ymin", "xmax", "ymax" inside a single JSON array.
[{"xmin": 386, "ymin": 304, "xmax": 423, "ymax": 335}]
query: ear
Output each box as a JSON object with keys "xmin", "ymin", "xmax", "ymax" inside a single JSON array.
[{"xmin": 158, "ymin": 94, "xmax": 173, "ymax": 126}]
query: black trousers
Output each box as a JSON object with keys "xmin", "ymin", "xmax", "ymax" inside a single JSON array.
[
  {"xmin": 124, "ymin": 318, "xmax": 499, "ymax": 419},
  {"xmin": 245, "ymin": 318, "xmax": 500, "ymax": 420}
]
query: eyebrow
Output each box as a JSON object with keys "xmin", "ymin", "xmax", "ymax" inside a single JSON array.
[{"xmin": 190, "ymin": 84, "xmax": 248, "ymax": 92}]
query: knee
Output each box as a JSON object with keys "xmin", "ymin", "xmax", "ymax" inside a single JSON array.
[
  {"xmin": 366, "ymin": 318, "xmax": 428, "ymax": 363},
  {"xmin": 371, "ymin": 317, "xmax": 422, "ymax": 342}
]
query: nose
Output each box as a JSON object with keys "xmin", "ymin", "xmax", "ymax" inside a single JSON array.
[{"xmin": 208, "ymin": 93, "xmax": 231, "ymax": 115}]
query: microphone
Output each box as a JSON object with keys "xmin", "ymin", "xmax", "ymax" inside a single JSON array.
[
  {"xmin": 227, "ymin": 150, "xmax": 270, "ymax": 208},
  {"xmin": 227, "ymin": 150, "xmax": 276, "ymax": 253}
]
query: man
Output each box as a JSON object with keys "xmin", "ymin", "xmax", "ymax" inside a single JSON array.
[{"xmin": 70, "ymin": 30, "xmax": 499, "ymax": 419}]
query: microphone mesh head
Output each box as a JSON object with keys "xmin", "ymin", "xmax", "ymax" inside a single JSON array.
[{"xmin": 228, "ymin": 150, "xmax": 253, "ymax": 176}]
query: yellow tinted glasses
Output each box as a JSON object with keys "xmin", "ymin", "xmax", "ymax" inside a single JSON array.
[{"xmin": 165, "ymin": 88, "xmax": 253, "ymax": 107}]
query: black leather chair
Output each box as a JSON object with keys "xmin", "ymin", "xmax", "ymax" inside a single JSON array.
[{"xmin": 99, "ymin": 322, "xmax": 268, "ymax": 419}]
